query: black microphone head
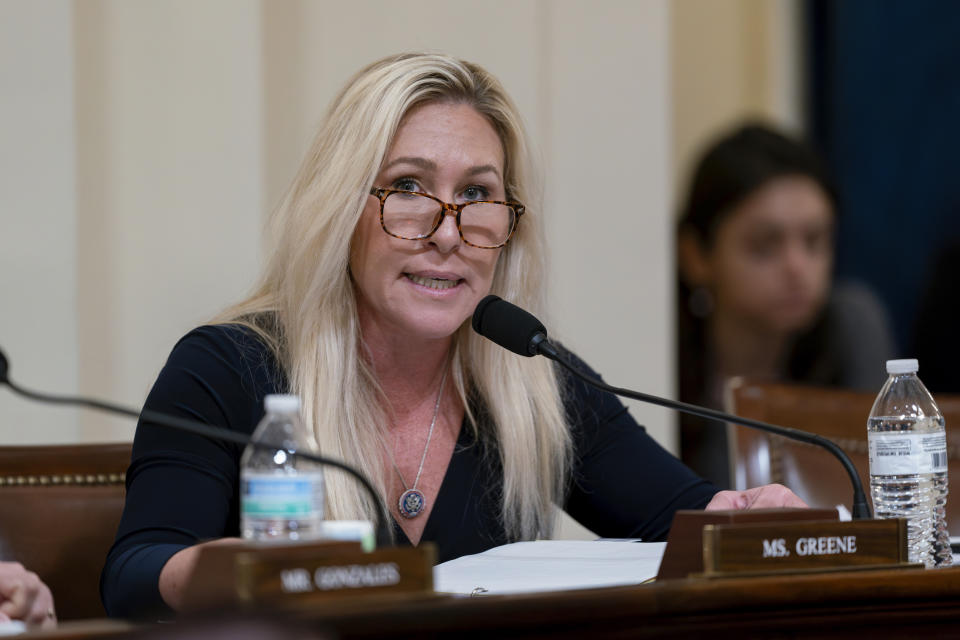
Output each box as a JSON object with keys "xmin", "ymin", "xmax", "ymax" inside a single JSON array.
[
  {"xmin": 472, "ymin": 295, "xmax": 547, "ymax": 357},
  {"xmin": 0, "ymin": 347, "xmax": 8, "ymax": 384}
]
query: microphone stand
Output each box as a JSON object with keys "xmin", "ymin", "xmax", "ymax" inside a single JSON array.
[
  {"xmin": 0, "ymin": 351, "xmax": 394, "ymax": 546},
  {"xmin": 532, "ymin": 336, "xmax": 873, "ymax": 519}
]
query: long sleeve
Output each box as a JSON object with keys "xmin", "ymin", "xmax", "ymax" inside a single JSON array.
[
  {"xmin": 100, "ymin": 325, "xmax": 284, "ymax": 619},
  {"xmin": 562, "ymin": 356, "xmax": 719, "ymax": 541},
  {"xmin": 101, "ymin": 331, "xmax": 715, "ymax": 618}
]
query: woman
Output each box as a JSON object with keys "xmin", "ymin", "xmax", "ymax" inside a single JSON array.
[
  {"xmin": 676, "ymin": 123, "xmax": 896, "ymax": 487},
  {"xmin": 102, "ymin": 54, "xmax": 803, "ymax": 619}
]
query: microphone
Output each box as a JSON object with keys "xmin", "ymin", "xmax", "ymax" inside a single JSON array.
[
  {"xmin": 471, "ymin": 295, "xmax": 873, "ymax": 520},
  {"xmin": 0, "ymin": 346, "xmax": 393, "ymax": 546}
]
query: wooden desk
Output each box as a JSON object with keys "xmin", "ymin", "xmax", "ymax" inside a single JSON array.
[
  {"xmin": 289, "ymin": 566, "xmax": 960, "ymax": 639},
  {"xmin": 31, "ymin": 566, "xmax": 960, "ymax": 639}
]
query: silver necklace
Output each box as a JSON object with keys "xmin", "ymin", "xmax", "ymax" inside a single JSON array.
[{"xmin": 389, "ymin": 367, "xmax": 448, "ymax": 519}]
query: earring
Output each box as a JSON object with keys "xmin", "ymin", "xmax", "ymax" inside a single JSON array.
[{"xmin": 688, "ymin": 287, "xmax": 714, "ymax": 318}]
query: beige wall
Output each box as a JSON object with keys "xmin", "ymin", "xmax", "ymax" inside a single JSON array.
[
  {"xmin": 74, "ymin": 1, "xmax": 267, "ymax": 440},
  {"xmin": 671, "ymin": 0, "xmax": 804, "ymax": 198},
  {"xmin": 0, "ymin": 1, "xmax": 677, "ymax": 459},
  {"xmin": 0, "ymin": 1, "xmax": 79, "ymax": 443}
]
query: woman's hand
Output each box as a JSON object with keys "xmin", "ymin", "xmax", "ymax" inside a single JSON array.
[
  {"xmin": 705, "ymin": 484, "xmax": 808, "ymax": 511},
  {"xmin": 0, "ymin": 561, "xmax": 57, "ymax": 630}
]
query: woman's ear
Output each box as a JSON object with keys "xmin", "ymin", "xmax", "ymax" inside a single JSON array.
[{"xmin": 677, "ymin": 227, "xmax": 712, "ymax": 287}]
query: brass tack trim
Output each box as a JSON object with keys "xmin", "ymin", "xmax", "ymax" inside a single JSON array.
[{"xmin": 0, "ymin": 472, "xmax": 125, "ymax": 486}]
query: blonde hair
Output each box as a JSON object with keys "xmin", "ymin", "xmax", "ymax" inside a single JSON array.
[{"xmin": 216, "ymin": 52, "xmax": 570, "ymax": 540}]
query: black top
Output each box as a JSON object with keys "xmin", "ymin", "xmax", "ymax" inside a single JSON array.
[{"xmin": 101, "ymin": 325, "xmax": 717, "ymax": 619}]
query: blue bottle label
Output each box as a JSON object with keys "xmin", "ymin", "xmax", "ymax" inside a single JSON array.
[{"xmin": 242, "ymin": 473, "xmax": 322, "ymax": 517}]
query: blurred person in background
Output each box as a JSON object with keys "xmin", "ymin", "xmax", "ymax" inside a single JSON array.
[{"xmin": 676, "ymin": 123, "xmax": 896, "ymax": 487}]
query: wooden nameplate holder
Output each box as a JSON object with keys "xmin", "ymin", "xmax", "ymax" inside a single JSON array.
[
  {"xmin": 657, "ymin": 508, "xmax": 914, "ymax": 580},
  {"xmin": 180, "ymin": 540, "xmax": 435, "ymax": 613}
]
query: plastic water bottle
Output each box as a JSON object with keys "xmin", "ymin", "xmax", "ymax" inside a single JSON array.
[
  {"xmin": 241, "ymin": 394, "xmax": 325, "ymax": 541},
  {"xmin": 867, "ymin": 359, "xmax": 951, "ymax": 568}
]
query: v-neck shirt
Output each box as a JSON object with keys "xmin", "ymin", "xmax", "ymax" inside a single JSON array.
[{"xmin": 101, "ymin": 324, "xmax": 717, "ymax": 618}]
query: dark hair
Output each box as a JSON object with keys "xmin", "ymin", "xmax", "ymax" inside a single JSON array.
[
  {"xmin": 678, "ymin": 122, "xmax": 837, "ymax": 247},
  {"xmin": 676, "ymin": 122, "xmax": 840, "ymax": 487}
]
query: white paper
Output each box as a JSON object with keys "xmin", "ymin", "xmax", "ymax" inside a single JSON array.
[{"xmin": 433, "ymin": 540, "xmax": 666, "ymax": 595}]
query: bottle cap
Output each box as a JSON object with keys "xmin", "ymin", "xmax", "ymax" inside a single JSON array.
[
  {"xmin": 886, "ymin": 359, "xmax": 919, "ymax": 375},
  {"xmin": 264, "ymin": 394, "xmax": 301, "ymax": 414}
]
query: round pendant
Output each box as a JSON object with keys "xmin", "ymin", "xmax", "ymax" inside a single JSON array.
[{"xmin": 398, "ymin": 488, "xmax": 426, "ymax": 518}]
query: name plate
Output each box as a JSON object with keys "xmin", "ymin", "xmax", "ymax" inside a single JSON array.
[
  {"xmin": 702, "ymin": 518, "xmax": 909, "ymax": 576},
  {"xmin": 235, "ymin": 544, "xmax": 435, "ymax": 606},
  {"xmin": 181, "ymin": 541, "xmax": 435, "ymax": 613},
  {"xmin": 657, "ymin": 508, "xmax": 838, "ymax": 580}
]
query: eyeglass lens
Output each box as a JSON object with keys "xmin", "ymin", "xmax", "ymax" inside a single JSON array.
[{"xmin": 382, "ymin": 192, "xmax": 515, "ymax": 247}]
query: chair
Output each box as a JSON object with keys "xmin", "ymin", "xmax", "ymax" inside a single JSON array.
[
  {"xmin": 725, "ymin": 379, "xmax": 960, "ymax": 527},
  {"xmin": 0, "ymin": 442, "xmax": 131, "ymax": 620}
]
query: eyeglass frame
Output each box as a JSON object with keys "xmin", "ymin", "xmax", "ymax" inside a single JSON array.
[{"xmin": 368, "ymin": 187, "xmax": 525, "ymax": 249}]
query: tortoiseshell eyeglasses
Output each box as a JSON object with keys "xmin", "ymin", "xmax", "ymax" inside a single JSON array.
[{"xmin": 368, "ymin": 187, "xmax": 525, "ymax": 249}]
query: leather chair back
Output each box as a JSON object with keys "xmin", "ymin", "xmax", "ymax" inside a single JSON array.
[
  {"xmin": 725, "ymin": 379, "xmax": 960, "ymax": 526},
  {"xmin": 0, "ymin": 442, "xmax": 131, "ymax": 620}
]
